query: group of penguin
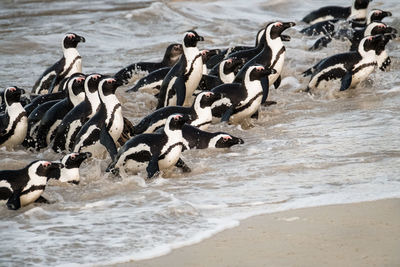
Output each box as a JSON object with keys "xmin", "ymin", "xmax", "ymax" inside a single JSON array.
[{"xmin": 0, "ymin": 0, "xmax": 396, "ymax": 210}]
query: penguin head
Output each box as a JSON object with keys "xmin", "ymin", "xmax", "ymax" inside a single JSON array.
[
  {"xmin": 266, "ymin": 21, "xmax": 296, "ymax": 40},
  {"xmin": 32, "ymin": 160, "xmax": 64, "ymax": 178},
  {"xmin": 183, "ymin": 30, "xmax": 204, "ymax": 48},
  {"xmin": 59, "ymin": 152, "xmax": 92, "ymax": 184},
  {"xmin": 247, "ymin": 65, "xmax": 276, "ymax": 81},
  {"xmin": 99, "ymin": 77, "xmax": 122, "ymax": 97},
  {"xmin": 3, "ymin": 86, "xmax": 25, "ymax": 106},
  {"xmin": 63, "ymin": 33, "xmax": 86, "ymax": 49},
  {"xmin": 213, "ymin": 134, "xmax": 244, "ymax": 148},
  {"xmin": 359, "ymin": 34, "xmax": 389, "ymax": 55},
  {"xmin": 201, "ymin": 49, "xmax": 221, "ymax": 63},
  {"xmin": 166, "ymin": 43, "xmax": 183, "ymax": 61},
  {"xmin": 194, "ymin": 91, "xmax": 222, "ymax": 109},
  {"xmin": 67, "ymin": 73, "xmax": 86, "ymax": 104},
  {"xmin": 223, "ymin": 57, "xmax": 246, "ymax": 74},
  {"xmin": 354, "ymin": 0, "xmax": 372, "ymax": 10},
  {"xmin": 85, "ymin": 73, "xmax": 103, "ymax": 94},
  {"xmin": 369, "ymin": 9, "xmax": 392, "ymax": 23},
  {"xmin": 366, "ymin": 22, "xmax": 397, "ymax": 37},
  {"xmin": 166, "ymin": 114, "xmax": 191, "ymax": 131}
]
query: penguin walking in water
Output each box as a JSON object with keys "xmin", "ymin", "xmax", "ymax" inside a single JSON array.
[
  {"xmin": 304, "ymin": 34, "xmax": 392, "ymax": 93},
  {"xmin": 348, "ymin": 22, "xmax": 397, "ymax": 51},
  {"xmin": 52, "ymin": 73, "xmax": 104, "ymax": 152},
  {"xmin": 133, "ymin": 91, "xmax": 221, "ymax": 135},
  {"xmin": 35, "ymin": 73, "xmax": 86, "ymax": 150},
  {"xmin": 234, "ymin": 21, "xmax": 296, "ymax": 91},
  {"xmin": 302, "ymin": 0, "xmax": 372, "ymax": 25},
  {"xmin": 32, "ymin": 33, "xmax": 85, "ymax": 95},
  {"xmin": 157, "ymin": 30, "xmax": 205, "ymax": 109},
  {"xmin": 115, "ymin": 43, "xmax": 183, "ymax": 87},
  {"xmin": 47, "ymin": 152, "xmax": 92, "ymax": 184},
  {"xmin": 181, "ymin": 124, "xmax": 244, "ymax": 150},
  {"xmin": 73, "ymin": 77, "xmax": 123, "ymax": 159},
  {"xmin": 0, "ymin": 86, "xmax": 28, "ymax": 149},
  {"xmin": 106, "ymin": 114, "xmax": 191, "ymax": 178},
  {"xmin": 0, "ymin": 160, "xmax": 63, "ymax": 210},
  {"xmin": 212, "ymin": 65, "xmax": 274, "ymax": 124},
  {"xmin": 126, "ymin": 67, "xmax": 171, "ymax": 94}
]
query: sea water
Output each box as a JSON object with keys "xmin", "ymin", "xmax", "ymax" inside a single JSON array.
[{"xmin": 0, "ymin": 0, "xmax": 399, "ymax": 265}]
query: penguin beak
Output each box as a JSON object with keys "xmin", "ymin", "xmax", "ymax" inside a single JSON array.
[
  {"xmin": 16, "ymin": 87, "xmax": 25, "ymax": 94},
  {"xmin": 282, "ymin": 22, "xmax": 296, "ymax": 31},
  {"xmin": 234, "ymin": 137, "xmax": 245, "ymax": 145},
  {"xmin": 50, "ymin": 162, "xmax": 64, "ymax": 169},
  {"xmin": 387, "ymin": 27, "xmax": 397, "ymax": 35},
  {"xmin": 78, "ymin": 35, "xmax": 86, "ymax": 43},
  {"xmin": 383, "ymin": 11, "xmax": 392, "ymax": 17},
  {"xmin": 197, "ymin": 35, "xmax": 205, "ymax": 42}
]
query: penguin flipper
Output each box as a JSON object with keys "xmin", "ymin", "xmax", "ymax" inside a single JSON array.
[
  {"xmin": 340, "ymin": 72, "xmax": 353, "ymax": 91},
  {"xmin": 273, "ymin": 75, "xmax": 281, "ymax": 90},
  {"xmin": 100, "ymin": 127, "xmax": 117, "ymax": 162},
  {"xmin": 380, "ymin": 57, "xmax": 391, "ymax": 71},
  {"xmin": 146, "ymin": 153, "xmax": 160, "ymax": 179},
  {"xmin": 175, "ymin": 76, "xmax": 186, "ymax": 106},
  {"xmin": 309, "ymin": 36, "xmax": 332, "ymax": 51},
  {"xmin": 6, "ymin": 189, "xmax": 22, "ymax": 210},
  {"xmin": 221, "ymin": 106, "xmax": 235, "ymax": 122},
  {"xmin": 261, "ymin": 76, "xmax": 270, "ymax": 104},
  {"xmin": 175, "ymin": 158, "xmax": 191, "ymax": 173}
]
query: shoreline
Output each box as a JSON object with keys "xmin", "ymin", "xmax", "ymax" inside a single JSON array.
[{"xmin": 113, "ymin": 198, "xmax": 400, "ymax": 267}]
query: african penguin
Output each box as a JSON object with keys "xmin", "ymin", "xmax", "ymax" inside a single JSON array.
[
  {"xmin": 32, "ymin": 33, "xmax": 85, "ymax": 95},
  {"xmin": 73, "ymin": 77, "xmax": 123, "ymax": 159},
  {"xmin": 47, "ymin": 152, "xmax": 92, "ymax": 184},
  {"xmin": 115, "ymin": 43, "xmax": 183, "ymax": 87},
  {"xmin": 126, "ymin": 67, "xmax": 170, "ymax": 94},
  {"xmin": 305, "ymin": 34, "xmax": 391, "ymax": 93},
  {"xmin": 0, "ymin": 160, "xmax": 63, "ymax": 210},
  {"xmin": 209, "ymin": 57, "xmax": 246, "ymax": 84},
  {"xmin": 157, "ymin": 30, "xmax": 205, "ymax": 109},
  {"xmin": 133, "ymin": 91, "xmax": 222, "ymax": 135},
  {"xmin": 0, "ymin": 86, "xmax": 28, "ymax": 149},
  {"xmin": 35, "ymin": 73, "xmax": 86, "ymax": 150},
  {"xmin": 52, "ymin": 73, "xmax": 104, "ymax": 152},
  {"xmin": 106, "ymin": 114, "xmax": 191, "ymax": 179}
]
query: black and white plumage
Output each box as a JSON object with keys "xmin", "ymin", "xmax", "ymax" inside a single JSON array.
[
  {"xmin": 181, "ymin": 124, "xmax": 244, "ymax": 150},
  {"xmin": 32, "ymin": 33, "xmax": 85, "ymax": 95},
  {"xmin": 107, "ymin": 114, "xmax": 191, "ymax": 179},
  {"xmin": 212, "ymin": 65, "xmax": 274, "ymax": 124},
  {"xmin": 115, "ymin": 43, "xmax": 183, "ymax": 87},
  {"xmin": 35, "ymin": 73, "xmax": 86, "ymax": 150},
  {"xmin": 157, "ymin": 30, "xmax": 205, "ymax": 109},
  {"xmin": 304, "ymin": 34, "xmax": 391, "ymax": 93},
  {"xmin": 126, "ymin": 67, "xmax": 170, "ymax": 93},
  {"xmin": 302, "ymin": 0, "xmax": 372, "ymax": 25},
  {"xmin": 52, "ymin": 73, "xmax": 104, "ymax": 152},
  {"xmin": 47, "ymin": 152, "xmax": 92, "ymax": 184},
  {"xmin": 73, "ymin": 77, "xmax": 123, "ymax": 159},
  {"xmin": 23, "ymin": 91, "xmax": 66, "ymax": 116},
  {"xmin": 234, "ymin": 21, "xmax": 296, "ymax": 90},
  {"xmin": 0, "ymin": 161, "xmax": 63, "ymax": 210},
  {"xmin": 349, "ymin": 22, "xmax": 397, "ymax": 51},
  {"xmin": 133, "ymin": 91, "xmax": 222, "ymax": 135},
  {"xmin": 209, "ymin": 57, "xmax": 247, "ymax": 84},
  {"xmin": 0, "ymin": 86, "xmax": 27, "ymax": 149}
]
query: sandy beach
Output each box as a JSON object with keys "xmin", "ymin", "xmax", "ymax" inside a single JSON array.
[{"xmin": 115, "ymin": 198, "xmax": 400, "ymax": 267}]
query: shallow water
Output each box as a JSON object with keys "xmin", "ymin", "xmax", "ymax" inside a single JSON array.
[{"xmin": 1, "ymin": 0, "xmax": 400, "ymax": 266}]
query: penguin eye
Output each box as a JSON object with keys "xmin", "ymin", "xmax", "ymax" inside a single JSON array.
[
  {"xmin": 42, "ymin": 162, "xmax": 51, "ymax": 168},
  {"xmin": 256, "ymin": 66, "xmax": 264, "ymax": 72},
  {"xmin": 375, "ymin": 11, "xmax": 382, "ymax": 15},
  {"xmin": 67, "ymin": 34, "xmax": 75, "ymax": 40},
  {"xmin": 71, "ymin": 153, "xmax": 76, "ymax": 160},
  {"xmin": 275, "ymin": 22, "xmax": 283, "ymax": 27},
  {"xmin": 205, "ymin": 92, "xmax": 212, "ymax": 98},
  {"xmin": 106, "ymin": 79, "xmax": 115, "ymax": 84},
  {"xmin": 222, "ymin": 136, "xmax": 232, "ymax": 142},
  {"xmin": 9, "ymin": 87, "xmax": 16, "ymax": 92},
  {"xmin": 187, "ymin": 32, "xmax": 195, "ymax": 38}
]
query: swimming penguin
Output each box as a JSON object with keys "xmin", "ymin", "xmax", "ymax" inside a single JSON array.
[
  {"xmin": 302, "ymin": 0, "xmax": 372, "ymax": 25},
  {"xmin": 351, "ymin": 9, "xmax": 393, "ymax": 28},
  {"xmin": 375, "ymin": 33, "xmax": 396, "ymax": 71},
  {"xmin": 115, "ymin": 43, "xmax": 183, "ymax": 87},
  {"xmin": 133, "ymin": 91, "xmax": 221, "ymax": 135},
  {"xmin": 157, "ymin": 30, "xmax": 204, "ymax": 109},
  {"xmin": 35, "ymin": 73, "xmax": 86, "ymax": 150},
  {"xmin": 349, "ymin": 22, "xmax": 397, "ymax": 51},
  {"xmin": 52, "ymin": 73, "xmax": 104, "ymax": 152},
  {"xmin": 126, "ymin": 67, "xmax": 170, "ymax": 93},
  {"xmin": 32, "ymin": 33, "xmax": 85, "ymax": 95},
  {"xmin": 212, "ymin": 65, "xmax": 274, "ymax": 124},
  {"xmin": 181, "ymin": 124, "xmax": 244, "ymax": 150},
  {"xmin": 106, "ymin": 114, "xmax": 191, "ymax": 179},
  {"xmin": 304, "ymin": 34, "xmax": 389, "ymax": 93},
  {"xmin": 73, "ymin": 77, "xmax": 123, "ymax": 159},
  {"xmin": 234, "ymin": 21, "xmax": 296, "ymax": 90},
  {"xmin": 0, "ymin": 160, "xmax": 63, "ymax": 210},
  {"xmin": 0, "ymin": 86, "xmax": 28, "ymax": 149},
  {"xmin": 47, "ymin": 152, "xmax": 92, "ymax": 184},
  {"xmin": 209, "ymin": 57, "xmax": 246, "ymax": 84}
]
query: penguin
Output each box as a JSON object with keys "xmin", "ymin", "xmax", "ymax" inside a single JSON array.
[
  {"xmin": 234, "ymin": 21, "xmax": 296, "ymax": 90},
  {"xmin": 0, "ymin": 160, "xmax": 63, "ymax": 210},
  {"xmin": 375, "ymin": 33, "xmax": 396, "ymax": 71},
  {"xmin": 302, "ymin": 0, "xmax": 372, "ymax": 25},
  {"xmin": 348, "ymin": 22, "xmax": 397, "ymax": 51},
  {"xmin": 209, "ymin": 57, "xmax": 247, "ymax": 84},
  {"xmin": 133, "ymin": 91, "xmax": 221, "ymax": 135},
  {"xmin": 157, "ymin": 30, "xmax": 205, "ymax": 109},
  {"xmin": 115, "ymin": 43, "xmax": 183, "ymax": 87},
  {"xmin": 72, "ymin": 77, "xmax": 123, "ymax": 159},
  {"xmin": 0, "ymin": 87, "xmax": 29, "ymax": 113},
  {"xmin": 0, "ymin": 86, "xmax": 28, "ymax": 149},
  {"xmin": 181, "ymin": 124, "xmax": 244, "ymax": 150},
  {"xmin": 211, "ymin": 65, "xmax": 274, "ymax": 124},
  {"xmin": 23, "ymin": 91, "xmax": 66, "ymax": 116},
  {"xmin": 35, "ymin": 73, "xmax": 86, "ymax": 150},
  {"xmin": 47, "ymin": 152, "xmax": 92, "ymax": 184},
  {"xmin": 351, "ymin": 9, "xmax": 393, "ymax": 28},
  {"xmin": 52, "ymin": 73, "xmax": 104, "ymax": 152},
  {"xmin": 32, "ymin": 33, "xmax": 85, "ymax": 95},
  {"xmin": 201, "ymin": 49, "xmax": 221, "ymax": 74},
  {"xmin": 126, "ymin": 67, "xmax": 170, "ymax": 93},
  {"xmin": 106, "ymin": 114, "xmax": 191, "ymax": 179},
  {"xmin": 304, "ymin": 34, "xmax": 390, "ymax": 93}
]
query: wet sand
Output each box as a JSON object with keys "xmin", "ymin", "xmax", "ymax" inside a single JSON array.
[{"xmin": 120, "ymin": 198, "xmax": 400, "ymax": 267}]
